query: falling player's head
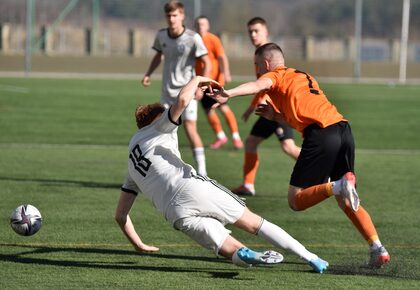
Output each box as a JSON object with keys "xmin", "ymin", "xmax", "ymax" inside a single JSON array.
[{"xmin": 135, "ymin": 103, "xmax": 165, "ymax": 129}]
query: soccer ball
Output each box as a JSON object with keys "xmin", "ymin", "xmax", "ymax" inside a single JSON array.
[{"xmin": 10, "ymin": 204, "xmax": 43, "ymax": 236}]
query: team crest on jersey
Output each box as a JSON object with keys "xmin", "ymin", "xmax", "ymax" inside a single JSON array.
[{"xmin": 177, "ymin": 44, "xmax": 186, "ymax": 53}]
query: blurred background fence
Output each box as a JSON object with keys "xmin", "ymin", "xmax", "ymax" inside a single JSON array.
[{"xmin": 1, "ymin": 0, "xmax": 419, "ymax": 80}]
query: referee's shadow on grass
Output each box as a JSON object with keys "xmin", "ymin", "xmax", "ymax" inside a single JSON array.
[
  {"xmin": 0, "ymin": 245, "xmax": 250, "ymax": 280},
  {"xmin": 0, "ymin": 176, "xmax": 120, "ymax": 189}
]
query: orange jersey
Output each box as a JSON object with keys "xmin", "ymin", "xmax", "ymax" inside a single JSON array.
[
  {"xmin": 195, "ymin": 32, "xmax": 225, "ymax": 85},
  {"xmin": 250, "ymin": 67, "xmax": 269, "ymax": 107},
  {"xmin": 262, "ymin": 66, "xmax": 345, "ymax": 133}
]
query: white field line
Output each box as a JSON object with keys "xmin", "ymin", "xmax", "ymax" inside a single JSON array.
[
  {"xmin": 2, "ymin": 71, "xmax": 420, "ymax": 84},
  {"xmin": 1, "ymin": 143, "xmax": 419, "ymax": 155},
  {"xmin": 0, "ymin": 84, "xmax": 29, "ymax": 93}
]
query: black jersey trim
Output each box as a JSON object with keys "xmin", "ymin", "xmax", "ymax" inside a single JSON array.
[
  {"xmin": 121, "ymin": 187, "xmax": 138, "ymax": 196},
  {"xmin": 168, "ymin": 107, "xmax": 182, "ymax": 126},
  {"xmin": 167, "ymin": 26, "xmax": 186, "ymax": 39},
  {"xmin": 196, "ymin": 52, "xmax": 209, "ymax": 59}
]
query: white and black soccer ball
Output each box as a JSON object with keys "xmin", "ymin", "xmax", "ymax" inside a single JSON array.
[{"xmin": 10, "ymin": 204, "xmax": 43, "ymax": 236}]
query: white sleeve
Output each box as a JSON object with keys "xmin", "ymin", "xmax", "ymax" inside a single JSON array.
[
  {"xmin": 194, "ymin": 33, "xmax": 208, "ymax": 58},
  {"xmin": 121, "ymin": 173, "xmax": 141, "ymax": 195}
]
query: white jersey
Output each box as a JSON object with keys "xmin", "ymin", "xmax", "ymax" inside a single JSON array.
[
  {"xmin": 121, "ymin": 109, "xmax": 196, "ymax": 217},
  {"xmin": 152, "ymin": 27, "xmax": 208, "ymax": 101}
]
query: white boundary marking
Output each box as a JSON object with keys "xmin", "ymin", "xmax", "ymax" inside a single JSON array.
[
  {"xmin": 2, "ymin": 71, "xmax": 420, "ymax": 84},
  {"xmin": 0, "ymin": 84, "xmax": 29, "ymax": 93},
  {"xmin": 1, "ymin": 143, "xmax": 419, "ymax": 155}
]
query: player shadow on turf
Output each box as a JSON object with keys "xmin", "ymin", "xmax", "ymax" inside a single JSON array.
[
  {"xmin": 0, "ymin": 246, "xmax": 252, "ymax": 280},
  {"xmin": 325, "ymin": 263, "xmax": 416, "ymax": 280},
  {"xmin": 0, "ymin": 176, "xmax": 120, "ymax": 189}
]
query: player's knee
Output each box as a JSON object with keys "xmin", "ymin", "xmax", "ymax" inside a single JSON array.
[
  {"xmin": 287, "ymin": 189, "xmax": 303, "ymax": 211},
  {"xmin": 245, "ymin": 137, "xmax": 259, "ymax": 151},
  {"xmin": 288, "ymin": 200, "xmax": 301, "ymax": 211}
]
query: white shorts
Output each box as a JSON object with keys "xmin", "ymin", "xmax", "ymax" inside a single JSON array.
[
  {"xmin": 161, "ymin": 96, "xmax": 198, "ymax": 121},
  {"xmin": 166, "ymin": 175, "xmax": 246, "ymax": 254}
]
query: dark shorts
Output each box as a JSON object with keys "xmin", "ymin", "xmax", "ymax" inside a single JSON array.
[
  {"xmin": 290, "ymin": 121, "xmax": 355, "ymax": 188},
  {"xmin": 250, "ymin": 116, "xmax": 294, "ymax": 141},
  {"xmin": 201, "ymin": 94, "xmax": 217, "ymax": 110}
]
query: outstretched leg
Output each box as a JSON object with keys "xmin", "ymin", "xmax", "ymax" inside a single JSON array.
[{"xmin": 234, "ymin": 208, "xmax": 328, "ymax": 273}]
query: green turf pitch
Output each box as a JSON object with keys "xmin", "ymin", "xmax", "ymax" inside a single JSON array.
[{"xmin": 0, "ymin": 78, "xmax": 419, "ymax": 289}]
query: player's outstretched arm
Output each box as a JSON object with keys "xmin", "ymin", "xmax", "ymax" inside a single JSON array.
[
  {"xmin": 142, "ymin": 52, "xmax": 163, "ymax": 87},
  {"xmin": 115, "ymin": 191, "xmax": 159, "ymax": 253},
  {"xmin": 170, "ymin": 76, "xmax": 220, "ymax": 121},
  {"xmin": 211, "ymin": 77, "xmax": 273, "ymax": 106}
]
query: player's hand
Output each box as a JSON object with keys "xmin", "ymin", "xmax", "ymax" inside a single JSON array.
[
  {"xmin": 142, "ymin": 75, "xmax": 151, "ymax": 87},
  {"xmin": 242, "ymin": 106, "xmax": 254, "ymax": 122},
  {"xmin": 197, "ymin": 77, "xmax": 222, "ymax": 91},
  {"xmin": 208, "ymin": 89, "xmax": 229, "ymax": 109},
  {"xmin": 134, "ymin": 243, "xmax": 160, "ymax": 253},
  {"xmin": 195, "ymin": 87, "xmax": 204, "ymax": 101}
]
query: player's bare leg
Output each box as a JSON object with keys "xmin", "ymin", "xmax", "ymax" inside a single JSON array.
[
  {"xmin": 280, "ymin": 138, "xmax": 300, "ymax": 160},
  {"xmin": 234, "ymin": 208, "xmax": 328, "ymax": 273}
]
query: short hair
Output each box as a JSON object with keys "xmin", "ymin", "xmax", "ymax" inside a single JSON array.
[
  {"xmin": 164, "ymin": 1, "xmax": 184, "ymax": 14},
  {"xmin": 247, "ymin": 17, "xmax": 267, "ymax": 27},
  {"xmin": 195, "ymin": 15, "xmax": 209, "ymax": 22},
  {"xmin": 135, "ymin": 103, "xmax": 165, "ymax": 129},
  {"xmin": 254, "ymin": 42, "xmax": 284, "ymax": 59}
]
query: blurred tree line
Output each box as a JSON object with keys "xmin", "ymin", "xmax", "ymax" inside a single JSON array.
[{"xmin": 1, "ymin": 0, "xmax": 419, "ymax": 39}]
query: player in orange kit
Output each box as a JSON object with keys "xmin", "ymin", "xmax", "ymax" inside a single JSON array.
[
  {"xmin": 195, "ymin": 16, "xmax": 243, "ymax": 150},
  {"xmin": 232, "ymin": 17, "xmax": 300, "ymax": 196},
  {"xmin": 210, "ymin": 43, "xmax": 390, "ymax": 268}
]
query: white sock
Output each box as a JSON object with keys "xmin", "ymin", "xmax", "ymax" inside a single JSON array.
[
  {"xmin": 216, "ymin": 131, "xmax": 226, "ymax": 140},
  {"xmin": 332, "ymin": 179, "xmax": 343, "ymax": 195},
  {"xmin": 232, "ymin": 132, "xmax": 240, "ymax": 140},
  {"xmin": 193, "ymin": 147, "xmax": 207, "ymax": 176},
  {"xmin": 257, "ymin": 219, "xmax": 318, "ymax": 262},
  {"xmin": 244, "ymin": 183, "xmax": 255, "ymax": 193},
  {"xmin": 370, "ymin": 240, "xmax": 383, "ymax": 251}
]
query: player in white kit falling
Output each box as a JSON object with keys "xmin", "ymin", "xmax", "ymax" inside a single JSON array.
[
  {"xmin": 115, "ymin": 75, "xmax": 329, "ymax": 272},
  {"xmin": 142, "ymin": 1, "xmax": 211, "ymax": 176}
]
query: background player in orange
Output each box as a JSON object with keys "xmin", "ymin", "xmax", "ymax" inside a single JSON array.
[
  {"xmin": 210, "ymin": 43, "xmax": 390, "ymax": 268},
  {"xmin": 232, "ymin": 17, "xmax": 300, "ymax": 196},
  {"xmin": 195, "ymin": 16, "xmax": 243, "ymax": 150}
]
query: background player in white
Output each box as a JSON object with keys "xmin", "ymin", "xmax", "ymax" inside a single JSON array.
[
  {"xmin": 115, "ymin": 76, "xmax": 329, "ymax": 272},
  {"xmin": 142, "ymin": 1, "xmax": 210, "ymax": 175}
]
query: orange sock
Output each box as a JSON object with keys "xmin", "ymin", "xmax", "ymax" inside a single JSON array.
[
  {"xmin": 207, "ymin": 111, "xmax": 223, "ymax": 135},
  {"xmin": 342, "ymin": 204, "xmax": 379, "ymax": 244},
  {"xmin": 223, "ymin": 109, "xmax": 239, "ymax": 135},
  {"xmin": 294, "ymin": 183, "xmax": 333, "ymax": 210},
  {"xmin": 243, "ymin": 152, "xmax": 259, "ymax": 185}
]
